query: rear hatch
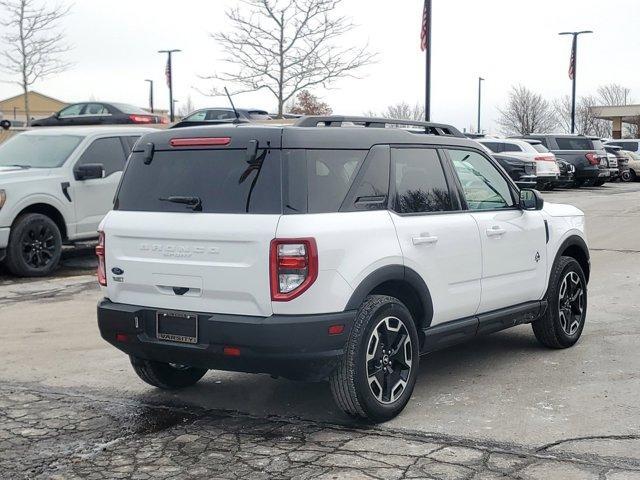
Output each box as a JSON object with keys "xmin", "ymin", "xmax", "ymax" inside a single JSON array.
[{"xmin": 103, "ymin": 127, "xmax": 283, "ymax": 317}]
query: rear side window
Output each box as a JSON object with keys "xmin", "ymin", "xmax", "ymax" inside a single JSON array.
[
  {"xmin": 391, "ymin": 148, "xmax": 452, "ymax": 214},
  {"xmin": 115, "ymin": 149, "xmax": 281, "ymax": 214},
  {"xmin": 480, "ymin": 142, "xmax": 502, "ymax": 153},
  {"xmin": 76, "ymin": 137, "xmax": 126, "ymax": 176},
  {"xmin": 502, "ymin": 143, "xmax": 523, "ymax": 152},
  {"xmin": 531, "ymin": 143, "xmax": 549, "ymax": 153},
  {"xmin": 556, "ymin": 137, "xmax": 593, "ymax": 150}
]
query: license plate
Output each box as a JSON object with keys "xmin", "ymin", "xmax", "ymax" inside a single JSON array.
[{"xmin": 156, "ymin": 311, "xmax": 198, "ymax": 344}]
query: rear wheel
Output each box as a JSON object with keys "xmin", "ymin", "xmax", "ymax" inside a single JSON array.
[
  {"xmin": 532, "ymin": 256, "xmax": 587, "ymax": 349},
  {"xmin": 5, "ymin": 213, "xmax": 62, "ymax": 277},
  {"xmin": 330, "ymin": 295, "xmax": 420, "ymax": 422},
  {"xmin": 130, "ymin": 356, "xmax": 207, "ymax": 389},
  {"xmin": 630, "ymin": 169, "xmax": 637, "ymax": 182},
  {"xmin": 594, "ymin": 179, "xmax": 606, "ymax": 187}
]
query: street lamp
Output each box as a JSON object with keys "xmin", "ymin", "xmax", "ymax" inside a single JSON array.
[
  {"xmin": 477, "ymin": 77, "xmax": 484, "ymax": 134},
  {"xmin": 144, "ymin": 79, "xmax": 154, "ymax": 113},
  {"xmin": 158, "ymin": 49, "xmax": 181, "ymax": 122},
  {"xmin": 559, "ymin": 31, "xmax": 593, "ymax": 134}
]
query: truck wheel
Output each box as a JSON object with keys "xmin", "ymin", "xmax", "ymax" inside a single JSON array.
[
  {"xmin": 5, "ymin": 213, "xmax": 62, "ymax": 277},
  {"xmin": 330, "ymin": 295, "xmax": 420, "ymax": 422},
  {"xmin": 594, "ymin": 179, "xmax": 605, "ymax": 187},
  {"xmin": 532, "ymin": 256, "xmax": 587, "ymax": 349},
  {"xmin": 130, "ymin": 356, "xmax": 207, "ymax": 389},
  {"xmin": 630, "ymin": 169, "xmax": 637, "ymax": 182}
]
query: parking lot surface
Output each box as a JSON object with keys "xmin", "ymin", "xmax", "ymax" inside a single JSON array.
[{"xmin": 1, "ymin": 183, "xmax": 639, "ymax": 478}]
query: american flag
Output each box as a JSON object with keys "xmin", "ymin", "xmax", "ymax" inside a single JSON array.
[
  {"xmin": 420, "ymin": 0, "xmax": 430, "ymax": 51},
  {"xmin": 568, "ymin": 36, "xmax": 576, "ymax": 80},
  {"xmin": 165, "ymin": 57, "xmax": 172, "ymax": 88}
]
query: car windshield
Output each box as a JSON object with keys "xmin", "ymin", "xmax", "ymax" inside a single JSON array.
[
  {"xmin": 0, "ymin": 134, "xmax": 83, "ymax": 168},
  {"xmin": 110, "ymin": 103, "xmax": 149, "ymax": 115}
]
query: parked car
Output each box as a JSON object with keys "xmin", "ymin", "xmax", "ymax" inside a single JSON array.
[
  {"xmin": 619, "ymin": 150, "xmax": 640, "ymax": 182},
  {"xmin": 606, "ymin": 139, "xmax": 640, "ymax": 154},
  {"xmin": 514, "ymin": 134, "xmax": 607, "ymax": 187},
  {"xmin": 96, "ymin": 115, "xmax": 590, "ymax": 422},
  {"xmin": 477, "ymin": 138, "xmax": 559, "ymax": 190},
  {"xmin": 0, "ymin": 126, "xmax": 154, "ymax": 276},
  {"xmin": 171, "ymin": 108, "xmax": 272, "ymax": 128},
  {"xmin": 474, "ymin": 142, "xmax": 537, "ymax": 189},
  {"xmin": 604, "ymin": 145, "xmax": 628, "ymax": 182},
  {"xmin": 555, "ymin": 158, "xmax": 576, "ymax": 188},
  {"xmin": 31, "ymin": 102, "xmax": 167, "ymax": 127}
]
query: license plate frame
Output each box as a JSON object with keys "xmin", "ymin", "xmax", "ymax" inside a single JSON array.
[{"xmin": 156, "ymin": 310, "xmax": 198, "ymax": 344}]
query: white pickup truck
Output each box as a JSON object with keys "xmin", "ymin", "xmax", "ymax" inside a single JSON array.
[{"xmin": 0, "ymin": 126, "xmax": 153, "ymax": 276}]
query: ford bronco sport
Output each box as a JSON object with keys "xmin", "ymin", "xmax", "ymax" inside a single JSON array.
[{"xmin": 97, "ymin": 116, "xmax": 590, "ymax": 422}]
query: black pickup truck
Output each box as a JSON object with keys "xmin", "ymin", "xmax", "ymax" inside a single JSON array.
[{"xmin": 513, "ymin": 134, "xmax": 607, "ymax": 187}]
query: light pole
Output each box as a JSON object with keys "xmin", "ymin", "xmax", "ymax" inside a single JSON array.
[
  {"xmin": 559, "ymin": 31, "xmax": 592, "ymax": 134},
  {"xmin": 477, "ymin": 77, "xmax": 484, "ymax": 134},
  {"xmin": 158, "ymin": 49, "xmax": 181, "ymax": 122},
  {"xmin": 144, "ymin": 79, "xmax": 154, "ymax": 113}
]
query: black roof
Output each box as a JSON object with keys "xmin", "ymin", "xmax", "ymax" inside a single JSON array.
[{"xmin": 135, "ymin": 115, "xmax": 478, "ymax": 151}]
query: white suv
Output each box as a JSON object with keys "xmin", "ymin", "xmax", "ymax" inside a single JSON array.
[
  {"xmin": 0, "ymin": 126, "xmax": 153, "ymax": 276},
  {"xmin": 97, "ymin": 116, "xmax": 590, "ymax": 422}
]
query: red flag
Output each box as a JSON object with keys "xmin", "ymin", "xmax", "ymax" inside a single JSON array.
[
  {"xmin": 420, "ymin": 0, "xmax": 430, "ymax": 51},
  {"xmin": 568, "ymin": 36, "xmax": 576, "ymax": 80},
  {"xmin": 165, "ymin": 57, "xmax": 172, "ymax": 88}
]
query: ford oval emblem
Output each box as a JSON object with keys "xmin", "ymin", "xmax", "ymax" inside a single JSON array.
[{"xmin": 111, "ymin": 267, "xmax": 124, "ymax": 275}]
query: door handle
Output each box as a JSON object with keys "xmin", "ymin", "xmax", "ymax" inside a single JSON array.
[
  {"xmin": 486, "ymin": 226, "xmax": 506, "ymax": 237},
  {"xmin": 412, "ymin": 235, "xmax": 438, "ymax": 246}
]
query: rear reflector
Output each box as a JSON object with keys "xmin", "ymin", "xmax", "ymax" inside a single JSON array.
[
  {"xmin": 170, "ymin": 137, "xmax": 231, "ymax": 147},
  {"xmin": 328, "ymin": 325, "xmax": 345, "ymax": 335},
  {"xmin": 223, "ymin": 346, "xmax": 241, "ymax": 357},
  {"xmin": 115, "ymin": 333, "xmax": 129, "ymax": 343},
  {"xmin": 535, "ymin": 155, "xmax": 555, "ymax": 162}
]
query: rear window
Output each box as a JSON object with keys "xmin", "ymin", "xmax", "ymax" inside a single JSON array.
[
  {"xmin": 556, "ymin": 137, "xmax": 593, "ymax": 150},
  {"xmin": 115, "ymin": 149, "xmax": 281, "ymax": 214}
]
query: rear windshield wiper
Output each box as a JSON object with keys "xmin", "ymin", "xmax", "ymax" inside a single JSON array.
[{"xmin": 159, "ymin": 195, "xmax": 202, "ymax": 212}]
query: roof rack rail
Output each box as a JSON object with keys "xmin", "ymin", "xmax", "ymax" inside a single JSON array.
[{"xmin": 294, "ymin": 115, "xmax": 464, "ymax": 138}]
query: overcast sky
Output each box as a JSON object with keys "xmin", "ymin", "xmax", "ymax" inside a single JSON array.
[{"xmin": 1, "ymin": 0, "xmax": 639, "ymax": 132}]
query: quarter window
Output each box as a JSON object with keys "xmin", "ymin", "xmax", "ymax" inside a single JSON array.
[
  {"xmin": 76, "ymin": 137, "xmax": 126, "ymax": 177},
  {"xmin": 392, "ymin": 148, "xmax": 452, "ymax": 214},
  {"xmin": 502, "ymin": 143, "xmax": 523, "ymax": 152},
  {"xmin": 58, "ymin": 104, "xmax": 84, "ymax": 118},
  {"xmin": 448, "ymin": 149, "xmax": 514, "ymax": 211}
]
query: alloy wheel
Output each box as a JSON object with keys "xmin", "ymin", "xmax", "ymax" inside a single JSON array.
[
  {"xmin": 365, "ymin": 316, "xmax": 413, "ymax": 404},
  {"xmin": 21, "ymin": 223, "xmax": 56, "ymax": 269},
  {"xmin": 558, "ymin": 271, "xmax": 585, "ymax": 336}
]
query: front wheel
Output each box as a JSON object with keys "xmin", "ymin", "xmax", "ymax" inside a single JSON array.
[
  {"xmin": 532, "ymin": 257, "xmax": 587, "ymax": 349},
  {"xmin": 131, "ymin": 356, "xmax": 207, "ymax": 389},
  {"xmin": 5, "ymin": 213, "xmax": 62, "ymax": 277},
  {"xmin": 330, "ymin": 295, "xmax": 420, "ymax": 422}
]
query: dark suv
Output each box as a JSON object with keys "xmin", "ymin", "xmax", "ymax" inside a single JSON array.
[{"xmin": 513, "ymin": 134, "xmax": 607, "ymax": 187}]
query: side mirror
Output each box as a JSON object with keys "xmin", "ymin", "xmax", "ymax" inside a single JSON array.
[
  {"xmin": 520, "ymin": 189, "xmax": 544, "ymax": 211},
  {"xmin": 74, "ymin": 163, "xmax": 104, "ymax": 181}
]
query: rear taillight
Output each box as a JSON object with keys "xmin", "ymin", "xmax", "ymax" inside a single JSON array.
[
  {"xmin": 96, "ymin": 231, "xmax": 106, "ymax": 286},
  {"xmin": 585, "ymin": 153, "xmax": 599, "ymax": 165},
  {"xmin": 129, "ymin": 114, "xmax": 154, "ymax": 124},
  {"xmin": 270, "ymin": 238, "xmax": 318, "ymax": 301},
  {"xmin": 535, "ymin": 155, "xmax": 555, "ymax": 162},
  {"xmin": 170, "ymin": 137, "xmax": 231, "ymax": 147}
]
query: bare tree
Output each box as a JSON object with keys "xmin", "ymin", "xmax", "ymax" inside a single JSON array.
[
  {"xmin": 287, "ymin": 90, "xmax": 332, "ymax": 115},
  {"xmin": 597, "ymin": 83, "xmax": 633, "ymax": 106},
  {"xmin": 366, "ymin": 101, "xmax": 425, "ymax": 122},
  {"xmin": 0, "ymin": 0, "xmax": 71, "ymax": 126},
  {"xmin": 203, "ymin": 0, "xmax": 376, "ymax": 117},
  {"xmin": 553, "ymin": 94, "xmax": 611, "ymax": 137},
  {"xmin": 497, "ymin": 85, "xmax": 557, "ymax": 135},
  {"xmin": 177, "ymin": 95, "xmax": 196, "ymax": 117}
]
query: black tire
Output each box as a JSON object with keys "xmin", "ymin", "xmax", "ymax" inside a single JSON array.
[
  {"xmin": 594, "ymin": 179, "xmax": 606, "ymax": 187},
  {"xmin": 130, "ymin": 356, "xmax": 207, "ymax": 389},
  {"xmin": 330, "ymin": 295, "xmax": 420, "ymax": 422},
  {"xmin": 630, "ymin": 169, "xmax": 637, "ymax": 182},
  {"xmin": 572, "ymin": 178, "xmax": 584, "ymax": 188},
  {"xmin": 532, "ymin": 256, "xmax": 587, "ymax": 349},
  {"xmin": 5, "ymin": 213, "xmax": 62, "ymax": 277}
]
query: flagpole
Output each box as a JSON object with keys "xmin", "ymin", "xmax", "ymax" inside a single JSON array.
[
  {"xmin": 559, "ymin": 31, "xmax": 592, "ymax": 134},
  {"xmin": 424, "ymin": 0, "xmax": 432, "ymax": 122},
  {"xmin": 158, "ymin": 49, "xmax": 181, "ymax": 122}
]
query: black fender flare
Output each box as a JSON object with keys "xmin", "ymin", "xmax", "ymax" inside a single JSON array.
[
  {"xmin": 553, "ymin": 235, "xmax": 590, "ymax": 283},
  {"xmin": 344, "ymin": 265, "xmax": 434, "ymax": 330}
]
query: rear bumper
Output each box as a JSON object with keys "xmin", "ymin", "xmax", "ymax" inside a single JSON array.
[
  {"xmin": 97, "ymin": 299, "xmax": 356, "ymax": 381},
  {"xmin": 575, "ymin": 166, "xmax": 600, "ymax": 180}
]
